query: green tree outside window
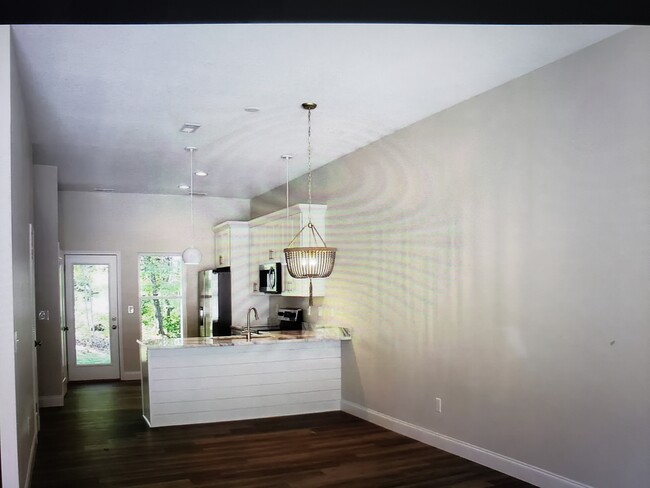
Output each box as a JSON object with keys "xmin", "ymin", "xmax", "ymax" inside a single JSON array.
[{"xmin": 139, "ymin": 255, "xmax": 183, "ymax": 340}]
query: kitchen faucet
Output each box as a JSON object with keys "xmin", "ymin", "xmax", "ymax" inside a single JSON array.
[{"xmin": 246, "ymin": 307, "xmax": 259, "ymax": 342}]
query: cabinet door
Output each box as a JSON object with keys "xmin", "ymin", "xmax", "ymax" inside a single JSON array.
[
  {"xmin": 270, "ymin": 219, "xmax": 287, "ymax": 263},
  {"xmin": 286, "ymin": 211, "xmax": 302, "ymax": 248},
  {"xmin": 261, "ymin": 224, "xmax": 272, "ymax": 263},
  {"xmin": 214, "ymin": 228, "xmax": 230, "ymax": 267},
  {"xmin": 249, "ymin": 225, "xmax": 263, "ymax": 293},
  {"xmin": 259, "ymin": 223, "xmax": 271, "ymax": 262},
  {"xmin": 282, "ymin": 212, "xmax": 301, "ymax": 294},
  {"xmin": 252, "ymin": 218, "xmax": 287, "ymax": 264}
]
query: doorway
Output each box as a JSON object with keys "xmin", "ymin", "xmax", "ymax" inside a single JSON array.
[{"xmin": 64, "ymin": 254, "xmax": 120, "ymax": 381}]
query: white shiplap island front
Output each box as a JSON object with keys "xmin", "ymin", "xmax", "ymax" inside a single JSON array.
[{"xmin": 138, "ymin": 329, "xmax": 350, "ymax": 427}]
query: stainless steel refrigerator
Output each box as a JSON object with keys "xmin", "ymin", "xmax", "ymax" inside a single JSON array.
[{"xmin": 198, "ymin": 268, "xmax": 232, "ymax": 337}]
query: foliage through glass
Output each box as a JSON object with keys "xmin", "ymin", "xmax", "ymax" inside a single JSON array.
[
  {"xmin": 73, "ymin": 264, "xmax": 111, "ymax": 365},
  {"xmin": 139, "ymin": 255, "xmax": 183, "ymax": 340}
]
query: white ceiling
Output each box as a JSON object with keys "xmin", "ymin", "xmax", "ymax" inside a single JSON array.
[{"xmin": 12, "ymin": 23, "xmax": 628, "ymax": 198}]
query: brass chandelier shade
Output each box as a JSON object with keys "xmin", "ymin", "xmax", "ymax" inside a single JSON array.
[
  {"xmin": 284, "ymin": 223, "xmax": 337, "ymax": 279},
  {"xmin": 283, "ymin": 102, "xmax": 337, "ymax": 303}
]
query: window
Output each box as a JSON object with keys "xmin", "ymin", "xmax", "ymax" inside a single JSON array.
[{"xmin": 139, "ymin": 254, "xmax": 183, "ymax": 340}]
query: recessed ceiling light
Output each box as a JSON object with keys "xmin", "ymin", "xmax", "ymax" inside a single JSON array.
[
  {"xmin": 178, "ymin": 184, "xmax": 190, "ymax": 190},
  {"xmin": 93, "ymin": 187, "xmax": 114, "ymax": 192},
  {"xmin": 244, "ymin": 106, "xmax": 260, "ymax": 113},
  {"xmin": 194, "ymin": 170, "xmax": 208, "ymax": 177},
  {"xmin": 189, "ymin": 192, "xmax": 207, "ymax": 196},
  {"xmin": 179, "ymin": 123, "xmax": 201, "ymax": 133}
]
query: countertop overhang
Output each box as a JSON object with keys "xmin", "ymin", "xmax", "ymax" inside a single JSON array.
[{"xmin": 137, "ymin": 327, "xmax": 351, "ymax": 349}]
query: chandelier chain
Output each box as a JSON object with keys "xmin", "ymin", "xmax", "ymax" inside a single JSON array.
[{"xmin": 283, "ymin": 102, "xmax": 336, "ymax": 291}]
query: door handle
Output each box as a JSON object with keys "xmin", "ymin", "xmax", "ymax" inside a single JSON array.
[
  {"xmin": 63, "ymin": 326, "xmax": 69, "ymax": 331},
  {"xmin": 112, "ymin": 324, "xmax": 117, "ymax": 330},
  {"xmin": 34, "ymin": 340, "xmax": 42, "ymax": 347}
]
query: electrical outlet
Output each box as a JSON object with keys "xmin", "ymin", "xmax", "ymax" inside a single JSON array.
[{"xmin": 435, "ymin": 397, "xmax": 442, "ymax": 413}]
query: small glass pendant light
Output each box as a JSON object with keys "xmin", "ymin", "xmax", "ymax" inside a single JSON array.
[
  {"xmin": 182, "ymin": 146, "xmax": 202, "ymax": 265},
  {"xmin": 284, "ymin": 102, "xmax": 336, "ymax": 305}
]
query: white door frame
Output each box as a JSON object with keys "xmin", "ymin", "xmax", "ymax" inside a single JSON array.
[
  {"xmin": 64, "ymin": 253, "xmax": 121, "ymax": 381},
  {"xmin": 29, "ymin": 224, "xmax": 39, "ymax": 431},
  {"xmin": 58, "ymin": 249, "xmax": 68, "ymax": 394}
]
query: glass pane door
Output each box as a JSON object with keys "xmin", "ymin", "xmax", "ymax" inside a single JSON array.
[
  {"xmin": 65, "ymin": 255, "xmax": 119, "ymax": 381},
  {"xmin": 72, "ymin": 264, "xmax": 111, "ymax": 365}
]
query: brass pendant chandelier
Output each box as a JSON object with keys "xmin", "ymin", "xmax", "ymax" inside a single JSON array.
[{"xmin": 284, "ymin": 102, "xmax": 336, "ymax": 304}]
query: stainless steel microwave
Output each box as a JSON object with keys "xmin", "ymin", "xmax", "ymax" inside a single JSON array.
[{"xmin": 259, "ymin": 262, "xmax": 282, "ymax": 294}]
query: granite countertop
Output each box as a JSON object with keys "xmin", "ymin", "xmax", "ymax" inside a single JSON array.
[{"xmin": 137, "ymin": 327, "xmax": 351, "ymax": 349}]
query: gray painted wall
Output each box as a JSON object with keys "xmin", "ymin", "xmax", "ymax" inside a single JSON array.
[
  {"xmin": 34, "ymin": 165, "xmax": 64, "ymax": 402},
  {"xmin": 251, "ymin": 28, "xmax": 650, "ymax": 487},
  {"xmin": 0, "ymin": 26, "xmax": 38, "ymax": 488},
  {"xmin": 59, "ymin": 191, "xmax": 249, "ymax": 375}
]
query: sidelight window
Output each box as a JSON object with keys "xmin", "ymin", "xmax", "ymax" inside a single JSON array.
[{"xmin": 139, "ymin": 254, "xmax": 184, "ymax": 340}]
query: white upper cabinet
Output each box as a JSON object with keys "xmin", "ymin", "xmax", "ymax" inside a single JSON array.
[
  {"xmin": 214, "ymin": 206, "xmax": 329, "ymax": 298},
  {"xmin": 214, "ymin": 225, "xmax": 231, "ymax": 268},
  {"xmin": 248, "ymin": 224, "xmax": 264, "ymax": 293},
  {"xmin": 213, "ymin": 221, "xmax": 249, "ymax": 269},
  {"xmin": 248, "ymin": 204, "xmax": 328, "ymax": 297}
]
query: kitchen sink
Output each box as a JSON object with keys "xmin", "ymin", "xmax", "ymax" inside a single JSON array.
[{"xmin": 213, "ymin": 331, "xmax": 274, "ymax": 340}]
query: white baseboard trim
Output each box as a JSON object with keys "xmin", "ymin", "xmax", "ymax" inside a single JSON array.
[
  {"xmin": 39, "ymin": 395, "xmax": 64, "ymax": 408},
  {"xmin": 341, "ymin": 400, "xmax": 592, "ymax": 488},
  {"xmin": 121, "ymin": 370, "xmax": 141, "ymax": 381},
  {"xmin": 25, "ymin": 428, "xmax": 37, "ymax": 488}
]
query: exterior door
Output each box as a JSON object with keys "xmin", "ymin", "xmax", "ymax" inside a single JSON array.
[{"xmin": 64, "ymin": 254, "xmax": 120, "ymax": 381}]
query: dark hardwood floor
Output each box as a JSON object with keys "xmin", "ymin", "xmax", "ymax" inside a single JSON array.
[{"xmin": 31, "ymin": 382, "xmax": 535, "ymax": 487}]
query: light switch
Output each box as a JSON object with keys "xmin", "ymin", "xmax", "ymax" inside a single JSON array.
[{"xmin": 127, "ymin": 306, "xmax": 135, "ymax": 314}]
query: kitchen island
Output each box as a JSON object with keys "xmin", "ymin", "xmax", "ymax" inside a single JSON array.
[{"xmin": 138, "ymin": 328, "xmax": 351, "ymax": 427}]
